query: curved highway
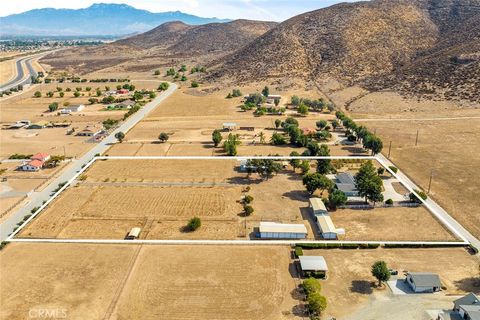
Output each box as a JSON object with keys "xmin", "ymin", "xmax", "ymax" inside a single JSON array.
[{"xmin": 0, "ymin": 54, "xmax": 41, "ymax": 92}]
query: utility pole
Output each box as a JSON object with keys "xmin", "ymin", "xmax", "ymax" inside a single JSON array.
[
  {"xmin": 427, "ymin": 170, "xmax": 434, "ymax": 194},
  {"xmin": 415, "ymin": 129, "xmax": 419, "ymax": 146},
  {"xmin": 387, "ymin": 141, "xmax": 392, "ymax": 158}
]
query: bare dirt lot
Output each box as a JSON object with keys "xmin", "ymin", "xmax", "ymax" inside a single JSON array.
[
  {"xmin": 301, "ymin": 247, "xmax": 480, "ymax": 319},
  {"xmin": 0, "ymin": 243, "xmax": 300, "ymax": 320},
  {"xmin": 332, "ymin": 206, "xmax": 458, "ymax": 241}
]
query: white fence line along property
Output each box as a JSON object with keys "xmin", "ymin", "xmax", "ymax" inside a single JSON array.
[{"xmin": 6, "ymin": 155, "xmax": 469, "ymax": 246}]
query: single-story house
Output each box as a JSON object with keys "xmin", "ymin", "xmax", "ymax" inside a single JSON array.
[
  {"xmin": 406, "ymin": 272, "xmax": 441, "ymax": 293},
  {"xmin": 452, "ymin": 293, "xmax": 480, "ymax": 320},
  {"xmin": 299, "ymin": 256, "xmax": 328, "ymax": 278},
  {"xmin": 223, "ymin": 122, "xmax": 237, "ymax": 131},
  {"xmin": 258, "ymin": 222, "xmax": 307, "ymax": 239},
  {"xmin": 76, "ymin": 127, "xmax": 102, "ymax": 137},
  {"xmin": 333, "ymin": 172, "xmax": 359, "ymax": 197},
  {"xmin": 31, "ymin": 153, "xmax": 50, "ymax": 162},
  {"xmin": 60, "ymin": 104, "xmax": 85, "ymax": 114},
  {"xmin": 116, "ymin": 100, "xmax": 135, "ymax": 109},
  {"xmin": 8, "ymin": 122, "xmax": 27, "ymax": 129},
  {"xmin": 117, "ymin": 89, "xmax": 129, "ymax": 94},
  {"xmin": 18, "ymin": 159, "xmax": 44, "ymax": 172},
  {"xmin": 266, "ymin": 94, "xmax": 282, "ymax": 104},
  {"xmin": 52, "ymin": 122, "xmax": 71, "ymax": 128},
  {"xmin": 310, "ymin": 198, "xmax": 328, "ymax": 215}
]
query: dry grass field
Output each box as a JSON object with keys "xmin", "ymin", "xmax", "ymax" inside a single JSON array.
[
  {"xmin": 302, "ymin": 247, "xmax": 480, "ymax": 319},
  {"xmin": 0, "ymin": 243, "xmax": 139, "ymax": 320},
  {"xmin": 0, "ymin": 59, "xmax": 17, "ymax": 84},
  {"xmin": 0, "ymin": 243, "xmax": 300, "ymax": 320},
  {"xmin": 17, "ymin": 158, "xmax": 455, "ymax": 241},
  {"xmin": 354, "ymin": 116, "xmax": 480, "ymax": 240},
  {"xmin": 332, "ymin": 206, "xmax": 458, "ymax": 241}
]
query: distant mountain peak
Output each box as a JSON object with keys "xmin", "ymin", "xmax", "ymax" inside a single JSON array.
[{"xmin": 0, "ymin": 3, "xmax": 231, "ymax": 36}]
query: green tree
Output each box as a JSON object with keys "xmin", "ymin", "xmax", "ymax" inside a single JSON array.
[
  {"xmin": 259, "ymin": 131, "xmax": 266, "ymax": 144},
  {"xmin": 181, "ymin": 75, "xmax": 187, "ymax": 81},
  {"xmin": 328, "ymin": 189, "xmax": 347, "ymax": 210},
  {"xmin": 34, "ymin": 91, "xmax": 42, "ymax": 98},
  {"xmin": 316, "ymin": 120, "xmax": 327, "ymax": 130},
  {"xmin": 274, "ymin": 119, "xmax": 282, "ymax": 129},
  {"xmin": 274, "ymin": 97, "xmax": 280, "ymax": 106},
  {"xmin": 115, "ymin": 131, "xmax": 125, "ymax": 143},
  {"xmin": 158, "ymin": 132, "xmax": 169, "ymax": 143},
  {"xmin": 289, "ymin": 151, "xmax": 301, "ymax": 169},
  {"xmin": 298, "ymin": 104, "xmax": 309, "ymax": 116},
  {"xmin": 307, "ymin": 292, "xmax": 327, "ymax": 315},
  {"xmin": 149, "ymin": 92, "xmax": 157, "ymax": 99},
  {"xmin": 158, "ymin": 82, "xmax": 170, "ymax": 91},
  {"xmin": 355, "ymin": 161, "xmax": 384, "ymax": 204},
  {"xmin": 302, "ymin": 278, "xmax": 322, "ymax": 296},
  {"xmin": 331, "ymin": 120, "xmax": 340, "ymax": 131},
  {"xmin": 154, "ymin": 70, "xmax": 160, "ymax": 75},
  {"xmin": 261, "ymin": 86, "xmax": 269, "ymax": 97},
  {"xmin": 187, "ymin": 217, "xmax": 201, "ymax": 231},
  {"xmin": 73, "ymin": 91, "xmax": 80, "ymax": 98},
  {"xmin": 96, "ymin": 88, "xmax": 102, "ymax": 97},
  {"xmin": 270, "ymin": 132, "xmax": 286, "ymax": 145},
  {"xmin": 291, "ymin": 95, "xmax": 301, "ymax": 106},
  {"xmin": 371, "ymin": 260, "xmax": 390, "ymax": 286},
  {"xmin": 363, "ymin": 134, "xmax": 383, "ymax": 155},
  {"xmin": 48, "ymin": 102, "xmax": 59, "ymax": 112},
  {"xmin": 47, "ymin": 91, "xmax": 54, "ymax": 98},
  {"xmin": 180, "ymin": 65, "xmax": 187, "ymax": 72},
  {"xmin": 316, "ymin": 144, "xmax": 333, "ymax": 174},
  {"xmin": 226, "ymin": 92, "xmax": 233, "ymax": 99},
  {"xmin": 299, "ymin": 160, "xmax": 310, "ymax": 174},
  {"xmin": 243, "ymin": 195, "xmax": 254, "ymax": 204},
  {"xmin": 133, "ymin": 91, "xmax": 144, "ymax": 101},
  {"xmin": 59, "ymin": 92, "xmax": 65, "ymax": 97},
  {"xmin": 302, "ymin": 173, "xmax": 333, "ymax": 195},
  {"xmin": 191, "ymin": 81, "xmax": 199, "ymax": 88},
  {"xmin": 212, "ymin": 130, "xmax": 223, "ymax": 147},
  {"xmin": 86, "ymin": 86, "xmax": 92, "ymax": 92},
  {"xmin": 223, "ymin": 133, "xmax": 240, "ymax": 156},
  {"xmin": 244, "ymin": 205, "xmax": 254, "ymax": 216}
]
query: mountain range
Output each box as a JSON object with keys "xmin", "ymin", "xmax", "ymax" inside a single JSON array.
[
  {"xmin": 0, "ymin": 3, "xmax": 230, "ymax": 36},
  {"xmin": 41, "ymin": 0, "xmax": 480, "ymax": 103}
]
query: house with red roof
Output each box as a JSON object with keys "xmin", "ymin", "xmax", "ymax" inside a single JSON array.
[{"xmin": 18, "ymin": 153, "xmax": 50, "ymax": 172}]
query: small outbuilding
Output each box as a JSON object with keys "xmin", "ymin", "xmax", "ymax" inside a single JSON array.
[
  {"xmin": 310, "ymin": 198, "xmax": 327, "ymax": 215},
  {"xmin": 315, "ymin": 214, "xmax": 338, "ymax": 239},
  {"xmin": 125, "ymin": 227, "xmax": 141, "ymax": 240},
  {"xmin": 223, "ymin": 122, "xmax": 237, "ymax": 131},
  {"xmin": 258, "ymin": 222, "xmax": 307, "ymax": 239},
  {"xmin": 406, "ymin": 272, "xmax": 441, "ymax": 293},
  {"xmin": 299, "ymin": 255, "xmax": 328, "ymax": 278}
]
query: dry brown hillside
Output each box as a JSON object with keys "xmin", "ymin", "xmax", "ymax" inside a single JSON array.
[
  {"xmin": 41, "ymin": 19, "xmax": 276, "ymax": 74},
  {"xmin": 209, "ymin": 0, "xmax": 480, "ymax": 102}
]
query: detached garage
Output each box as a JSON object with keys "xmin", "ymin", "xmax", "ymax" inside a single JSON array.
[
  {"xmin": 259, "ymin": 222, "xmax": 307, "ymax": 239},
  {"xmin": 406, "ymin": 272, "xmax": 441, "ymax": 293}
]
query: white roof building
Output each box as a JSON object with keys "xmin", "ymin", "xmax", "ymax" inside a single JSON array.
[
  {"xmin": 259, "ymin": 222, "xmax": 307, "ymax": 239},
  {"xmin": 299, "ymin": 256, "xmax": 328, "ymax": 271}
]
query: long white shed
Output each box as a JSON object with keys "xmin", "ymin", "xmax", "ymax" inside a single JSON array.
[{"xmin": 259, "ymin": 222, "xmax": 307, "ymax": 239}]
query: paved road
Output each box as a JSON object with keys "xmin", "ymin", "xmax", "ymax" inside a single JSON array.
[
  {"xmin": 0, "ymin": 56, "xmax": 37, "ymax": 91},
  {"xmin": 0, "ymin": 82, "xmax": 178, "ymax": 241},
  {"xmin": 377, "ymin": 153, "xmax": 480, "ymax": 250}
]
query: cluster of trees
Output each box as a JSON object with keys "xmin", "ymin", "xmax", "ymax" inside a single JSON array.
[
  {"xmin": 245, "ymin": 158, "xmax": 283, "ymax": 180},
  {"xmin": 123, "ymin": 104, "xmax": 141, "ymax": 120},
  {"xmin": 190, "ymin": 66, "xmax": 206, "ymax": 74},
  {"xmin": 336, "ymin": 111, "xmax": 383, "ymax": 155},
  {"xmin": 242, "ymin": 194, "xmax": 254, "ymax": 216},
  {"xmin": 226, "ymin": 89, "xmax": 242, "ymax": 99},
  {"xmin": 102, "ymin": 118, "xmax": 118, "ymax": 130},
  {"xmin": 291, "ymin": 96, "xmax": 335, "ymax": 113},
  {"xmin": 271, "ymin": 117, "xmax": 332, "ymax": 149},
  {"xmin": 223, "ymin": 133, "xmax": 241, "ymax": 156},
  {"xmin": 253, "ymin": 105, "xmax": 286, "ymax": 116},
  {"xmin": 302, "ymin": 278, "xmax": 327, "ymax": 317},
  {"xmin": 212, "ymin": 130, "xmax": 223, "ymax": 147},
  {"xmin": 354, "ymin": 161, "xmax": 384, "ymax": 204}
]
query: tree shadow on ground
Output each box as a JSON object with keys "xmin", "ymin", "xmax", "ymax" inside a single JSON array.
[
  {"xmin": 226, "ymin": 176, "xmax": 262, "ymax": 185},
  {"xmin": 454, "ymin": 277, "xmax": 480, "ymax": 294},
  {"xmin": 350, "ymin": 280, "xmax": 374, "ymax": 294},
  {"xmin": 341, "ymin": 146, "xmax": 369, "ymax": 154},
  {"xmin": 282, "ymin": 190, "xmax": 309, "ymax": 201}
]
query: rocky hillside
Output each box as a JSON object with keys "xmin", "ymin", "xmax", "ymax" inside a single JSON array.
[
  {"xmin": 209, "ymin": 0, "xmax": 480, "ymax": 102},
  {"xmin": 42, "ymin": 19, "xmax": 276, "ymax": 74}
]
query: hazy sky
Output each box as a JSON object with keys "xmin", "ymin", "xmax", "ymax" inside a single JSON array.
[{"xmin": 0, "ymin": 0, "xmax": 361, "ymax": 21}]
